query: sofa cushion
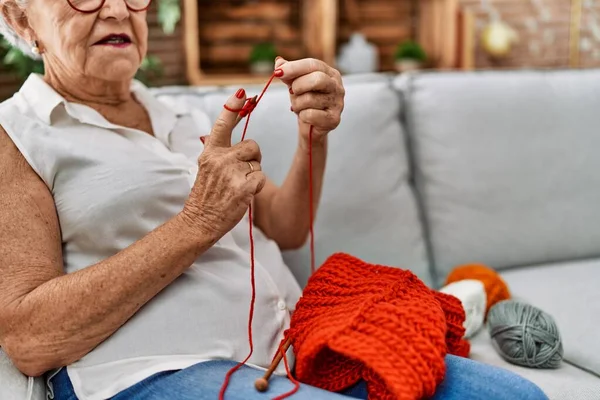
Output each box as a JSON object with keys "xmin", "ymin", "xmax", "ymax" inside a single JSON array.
[
  {"xmin": 500, "ymin": 258, "xmax": 600, "ymax": 378},
  {"xmin": 154, "ymin": 74, "xmax": 431, "ymax": 287},
  {"xmin": 0, "ymin": 349, "xmax": 45, "ymax": 400},
  {"xmin": 396, "ymin": 69, "xmax": 600, "ymax": 284},
  {"xmin": 470, "ymin": 330, "xmax": 600, "ymax": 400}
]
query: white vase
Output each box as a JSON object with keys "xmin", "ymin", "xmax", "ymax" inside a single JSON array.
[
  {"xmin": 395, "ymin": 59, "xmax": 422, "ymax": 73},
  {"xmin": 250, "ymin": 61, "xmax": 274, "ymax": 75},
  {"xmin": 336, "ymin": 33, "xmax": 379, "ymax": 74}
]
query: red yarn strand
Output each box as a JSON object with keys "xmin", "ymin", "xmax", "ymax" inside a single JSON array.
[
  {"xmin": 217, "ymin": 72, "xmax": 316, "ymax": 399},
  {"xmin": 308, "ymin": 126, "xmax": 315, "ymax": 275},
  {"xmin": 255, "ymin": 73, "xmax": 277, "ymax": 106},
  {"xmin": 217, "ymin": 205, "xmax": 256, "ymax": 399}
]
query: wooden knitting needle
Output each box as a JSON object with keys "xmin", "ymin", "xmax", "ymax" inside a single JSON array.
[{"xmin": 255, "ymin": 337, "xmax": 293, "ymax": 392}]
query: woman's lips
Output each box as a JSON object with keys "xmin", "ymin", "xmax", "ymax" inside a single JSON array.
[
  {"xmin": 94, "ymin": 34, "xmax": 132, "ymax": 47},
  {"xmin": 96, "ymin": 42, "xmax": 131, "ymax": 48}
]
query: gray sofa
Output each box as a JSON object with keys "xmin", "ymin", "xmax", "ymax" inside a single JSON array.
[{"xmin": 2, "ymin": 69, "xmax": 600, "ymax": 399}]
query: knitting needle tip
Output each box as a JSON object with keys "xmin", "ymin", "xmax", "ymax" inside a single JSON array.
[{"xmin": 255, "ymin": 377, "xmax": 269, "ymax": 392}]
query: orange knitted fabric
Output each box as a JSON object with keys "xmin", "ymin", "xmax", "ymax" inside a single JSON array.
[
  {"xmin": 445, "ymin": 263, "xmax": 511, "ymax": 314},
  {"xmin": 287, "ymin": 253, "xmax": 470, "ymax": 400}
]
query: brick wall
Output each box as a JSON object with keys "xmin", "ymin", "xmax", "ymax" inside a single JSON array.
[
  {"xmin": 461, "ymin": 0, "xmax": 600, "ymax": 69},
  {"xmin": 146, "ymin": 2, "xmax": 186, "ymax": 86},
  {"xmin": 579, "ymin": 0, "xmax": 600, "ymax": 68}
]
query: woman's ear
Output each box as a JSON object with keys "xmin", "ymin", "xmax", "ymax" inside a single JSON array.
[{"xmin": 1, "ymin": 0, "xmax": 35, "ymax": 42}]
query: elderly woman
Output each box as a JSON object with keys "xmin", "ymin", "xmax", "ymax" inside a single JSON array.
[{"xmin": 0, "ymin": 0, "xmax": 550, "ymax": 399}]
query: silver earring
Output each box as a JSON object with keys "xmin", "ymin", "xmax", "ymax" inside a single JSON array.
[{"xmin": 31, "ymin": 40, "xmax": 40, "ymax": 55}]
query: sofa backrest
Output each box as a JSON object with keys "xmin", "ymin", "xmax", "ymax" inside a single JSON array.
[
  {"xmin": 154, "ymin": 74, "xmax": 431, "ymax": 287},
  {"xmin": 398, "ymin": 69, "xmax": 600, "ymax": 285}
]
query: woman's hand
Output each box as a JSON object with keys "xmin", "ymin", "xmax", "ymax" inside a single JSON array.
[
  {"xmin": 275, "ymin": 57, "xmax": 345, "ymax": 145},
  {"xmin": 182, "ymin": 90, "xmax": 267, "ymax": 241}
]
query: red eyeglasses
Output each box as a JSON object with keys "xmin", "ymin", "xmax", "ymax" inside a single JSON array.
[{"xmin": 66, "ymin": 0, "xmax": 151, "ymax": 13}]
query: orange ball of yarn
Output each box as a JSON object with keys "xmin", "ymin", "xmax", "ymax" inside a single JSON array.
[{"xmin": 445, "ymin": 264, "xmax": 511, "ymax": 314}]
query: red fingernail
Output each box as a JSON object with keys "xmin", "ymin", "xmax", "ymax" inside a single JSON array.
[
  {"xmin": 290, "ymin": 106, "xmax": 294, "ymax": 112},
  {"xmin": 199, "ymin": 136, "xmax": 206, "ymax": 144},
  {"xmin": 274, "ymin": 69, "xmax": 284, "ymax": 78},
  {"xmin": 289, "ymin": 87, "xmax": 294, "ymax": 95},
  {"xmin": 236, "ymin": 88, "xmax": 245, "ymax": 99}
]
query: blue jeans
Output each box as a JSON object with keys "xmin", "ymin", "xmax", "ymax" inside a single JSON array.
[{"xmin": 50, "ymin": 355, "xmax": 548, "ymax": 400}]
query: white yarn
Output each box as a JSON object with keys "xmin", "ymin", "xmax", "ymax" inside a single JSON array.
[{"xmin": 440, "ymin": 279, "xmax": 487, "ymax": 339}]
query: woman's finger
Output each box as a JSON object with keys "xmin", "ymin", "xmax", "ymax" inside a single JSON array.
[
  {"xmin": 291, "ymin": 92, "xmax": 336, "ymax": 113},
  {"xmin": 234, "ymin": 160, "xmax": 262, "ymax": 175},
  {"xmin": 230, "ymin": 139, "xmax": 262, "ymax": 162},
  {"xmin": 243, "ymin": 171, "xmax": 267, "ymax": 195},
  {"xmin": 298, "ymin": 108, "xmax": 341, "ymax": 132},
  {"xmin": 274, "ymin": 56, "xmax": 296, "ymax": 95},
  {"xmin": 234, "ymin": 114, "xmax": 244, "ymax": 128},
  {"xmin": 289, "ymin": 71, "xmax": 337, "ymax": 96},
  {"xmin": 275, "ymin": 58, "xmax": 333, "ymax": 85},
  {"xmin": 274, "ymin": 56, "xmax": 288, "ymax": 70},
  {"xmin": 208, "ymin": 89, "xmax": 247, "ymax": 148}
]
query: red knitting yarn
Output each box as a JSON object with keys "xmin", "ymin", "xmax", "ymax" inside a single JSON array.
[
  {"xmin": 287, "ymin": 253, "xmax": 469, "ymax": 400},
  {"xmin": 216, "ymin": 72, "xmax": 465, "ymax": 400},
  {"xmin": 218, "ymin": 72, "xmax": 316, "ymax": 399}
]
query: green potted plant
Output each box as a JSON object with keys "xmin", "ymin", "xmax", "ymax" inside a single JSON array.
[
  {"xmin": 1, "ymin": 38, "xmax": 44, "ymax": 79},
  {"xmin": 157, "ymin": 0, "xmax": 181, "ymax": 35},
  {"xmin": 249, "ymin": 42, "xmax": 277, "ymax": 75},
  {"xmin": 394, "ymin": 40, "xmax": 427, "ymax": 72}
]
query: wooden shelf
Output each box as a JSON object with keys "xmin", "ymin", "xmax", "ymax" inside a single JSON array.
[
  {"xmin": 181, "ymin": 0, "xmax": 426, "ymax": 85},
  {"xmin": 183, "ymin": 0, "xmax": 338, "ymax": 87},
  {"xmin": 180, "ymin": 0, "xmax": 594, "ymax": 80}
]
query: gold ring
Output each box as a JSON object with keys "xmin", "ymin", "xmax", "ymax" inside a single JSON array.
[{"xmin": 247, "ymin": 162, "xmax": 255, "ymax": 175}]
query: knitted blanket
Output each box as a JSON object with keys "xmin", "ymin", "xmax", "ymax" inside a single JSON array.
[{"xmin": 287, "ymin": 253, "xmax": 470, "ymax": 400}]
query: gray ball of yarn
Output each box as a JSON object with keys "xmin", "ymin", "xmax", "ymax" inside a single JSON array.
[{"xmin": 487, "ymin": 299, "xmax": 563, "ymax": 369}]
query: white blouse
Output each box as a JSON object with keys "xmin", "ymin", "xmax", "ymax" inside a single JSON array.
[{"xmin": 0, "ymin": 74, "xmax": 303, "ymax": 400}]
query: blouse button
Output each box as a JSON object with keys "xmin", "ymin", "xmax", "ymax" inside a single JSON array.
[{"xmin": 277, "ymin": 300, "xmax": 287, "ymax": 311}]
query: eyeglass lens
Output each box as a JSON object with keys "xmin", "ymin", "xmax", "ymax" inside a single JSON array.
[{"xmin": 68, "ymin": 0, "xmax": 150, "ymax": 12}]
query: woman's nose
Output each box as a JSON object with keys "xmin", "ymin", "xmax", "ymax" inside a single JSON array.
[{"xmin": 98, "ymin": 0, "xmax": 130, "ymax": 20}]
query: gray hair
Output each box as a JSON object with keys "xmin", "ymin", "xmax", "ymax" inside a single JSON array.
[{"xmin": 0, "ymin": 0, "xmax": 41, "ymax": 59}]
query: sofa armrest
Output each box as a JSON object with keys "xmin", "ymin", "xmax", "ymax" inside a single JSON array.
[{"xmin": 0, "ymin": 348, "xmax": 45, "ymax": 400}]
